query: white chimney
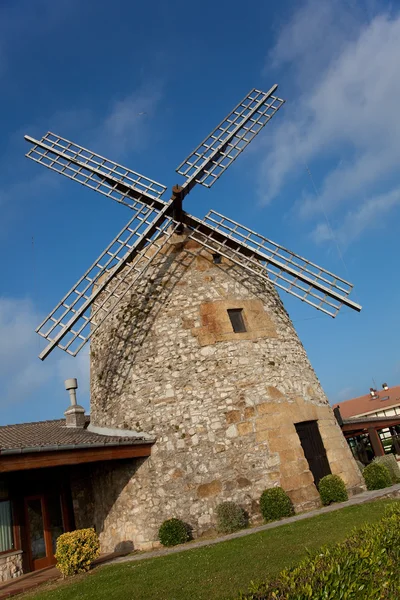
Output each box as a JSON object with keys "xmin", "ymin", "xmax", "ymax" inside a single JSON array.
[
  {"xmin": 64, "ymin": 378, "xmax": 86, "ymax": 428},
  {"xmin": 382, "ymin": 382, "xmax": 389, "ymax": 390}
]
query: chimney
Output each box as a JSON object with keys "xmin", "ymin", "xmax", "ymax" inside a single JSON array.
[
  {"xmin": 64, "ymin": 378, "xmax": 86, "ymax": 428},
  {"xmin": 370, "ymin": 387, "xmax": 378, "ymax": 399},
  {"xmin": 382, "ymin": 382, "xmax": 389, "ymax": 390}
]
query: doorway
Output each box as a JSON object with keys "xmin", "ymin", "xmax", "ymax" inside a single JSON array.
[
  {"xmin": 24, "ymin": 493, "xmax": 65, "ymax": 571},
  {"xmin": 295, "ymin": 420, "xmax": 331, "ymax": 487}
]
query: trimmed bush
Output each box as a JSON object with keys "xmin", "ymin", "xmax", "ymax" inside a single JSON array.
[
  {"xmin": 158, "ymin": 518, "xmax": 190, "ymax": 547},
  {"xmin": 363, "ymin": 461, "xmax": 392, "ymax": 490},
  {"xmin": 373, "ymin": 454, "xmax": 400, "ymax": 484},
  {"xmin": 318, "ymin": 474, "xmax": 348, "ymax": 506},
  {"xmin": 259, "ymin": 487, "xmax": 294, "ymax": 523},
  {"xmin": 238, "ymin": 502, "xmax": 400, "ymax": 599},
  {"xmin": 216, "ymin": 502, "xmax": 248, "ymax": 534},
  {"xmin": 55, "ymin": 528, "xmax": 100, "ymax": 577}
]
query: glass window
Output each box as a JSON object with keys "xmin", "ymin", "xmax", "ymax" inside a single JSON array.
[
  {"xmin": 227, "ymin": 308, "xmax": 246, "ymax": 333},
  {"xmin": 0, "ymin": 500, "xmax": 13, "ymax": 553}
]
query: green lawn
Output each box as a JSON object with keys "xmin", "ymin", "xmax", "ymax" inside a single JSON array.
[{"xmin": 27, "ymin": 499, "xmax": 398, "ymax": 600}]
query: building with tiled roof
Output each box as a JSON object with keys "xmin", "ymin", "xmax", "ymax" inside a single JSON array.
[
  {"xmin": 0, "ymin": 379, "xmax": 154, "ymax": 582},
  {"xmin": 333, "ymin": 384, "xmax": 400, "ymax": 420},
  {"xmin": 0, "ymin": 417, "xmax": 151, "ymax": 454},
  {"xmin": 333, "ymin": 383, "xmax": 400, "ymax": 466}
]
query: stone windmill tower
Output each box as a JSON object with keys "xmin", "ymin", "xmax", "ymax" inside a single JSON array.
[{"xmin": 25, "ymin": 85, "xmax": 364, "ymax": 550}]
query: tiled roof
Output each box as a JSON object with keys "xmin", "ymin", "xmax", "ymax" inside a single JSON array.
[
  {"xmin": 0, "ymin": 418, "xmax": 152, "ymax": 454},
  {"xmin": 333, "ymin": 385, "xmax": 400, "ymax": 418}
]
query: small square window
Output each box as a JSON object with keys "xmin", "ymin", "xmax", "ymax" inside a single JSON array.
[
  {"xmin": 212, "ymin": 254, "xmax": 222, "ymax": 264},
  {"xmin": 227, "ymin": 308, "xmax": 246, "ymax": 333}
]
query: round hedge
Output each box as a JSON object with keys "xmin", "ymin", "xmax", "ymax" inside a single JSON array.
[
  {"xmin": 318, "ymin": 474, "xmax": 348, "ymax": 506},
  {"xmin": 373, "ymin": 455, "xmax": 400, "ymax": 484},
  {"xmin": 363, "ymin": 462, "xmax": 392, "ymax": 490},
  {"xmin": 216, "ymin": 501, "xmax": 248, "ymax": 534},
  {"xmin": 260, "ymin": 487, "xmax": 294, "ymax": 522},
  {"xmin": 158, "ymin": 518, "xmax": 189, "ymax": 547}
]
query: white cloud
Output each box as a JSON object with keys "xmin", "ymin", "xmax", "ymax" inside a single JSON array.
[
  {"xmin": 0, "ymin": 78, "xmax": 164, "ymax": 242},
  {"xmin": 267, "ymin": 0, "xmax": 364, "ymax": 84},
  {"xmin": 99, "ymin": 83, "xmax": 163, "ymax": 155},
  {"xmin": 311, "ymin": 188, "xmax": 400, "ymax": 246},
  {"xmin": 0, "ymin": 297, "xmax": 89, "ymax": 413},
  {"xmin": 259, "ymin": 2, "xmax": 400, "ymax": 245}
]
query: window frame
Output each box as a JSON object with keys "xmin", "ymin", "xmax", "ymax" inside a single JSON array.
[
  {"xmin": 212, "ymin": 253, "xmax": 222, "ymax": 265},
  {"xmin": 227, "ymin": 308, "xmax": 247, "ymax": 333},
  {"xmin": 0, "ymin": 481, "xmax": 16, "ymax": 556}
]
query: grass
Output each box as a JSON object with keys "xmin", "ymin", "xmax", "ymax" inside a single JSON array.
[{"xmin": 26, "ymin": 499, "xmax": 398, "ymax": 600}]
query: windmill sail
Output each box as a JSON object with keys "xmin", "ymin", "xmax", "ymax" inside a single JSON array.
[
  {"xmin": 25, "ymin": 132, "xmax": 167, "ymax": 212},
  {"xmin": 176, "ymin": 86, "xmax": 284, "ymax": 189},
  {"xmin": 24, "ymin": 83, "xmax": 362, "ymax": 360},
  {"xmin": 36, "ymin": 205, "xmax": 176, "ymax": 359},
  {"xmin": 184, "ymin": 211, "xmax": 361, "ymax": 317}
]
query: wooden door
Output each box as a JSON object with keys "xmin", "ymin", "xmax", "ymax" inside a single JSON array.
[
  {"xmin": 295, "ymin": 420, "xmax": 331, "ymax": 487},
  {"xmin": 25, "ymin": 493, "xmax": 65, "ymax": 571}
]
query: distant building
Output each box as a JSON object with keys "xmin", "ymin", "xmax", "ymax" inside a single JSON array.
[
  {"xmin": 333, "ymin": 383, "xmax": 400, "ymax": 463},
  {"xmin": 333, "ymin": 383, "xmax": 400, "ymax": 420}
]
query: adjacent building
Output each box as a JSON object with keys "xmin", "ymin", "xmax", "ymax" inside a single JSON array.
[{"xmin": 333, "ymin": 384, "xmax": 400, "ymax": 462}]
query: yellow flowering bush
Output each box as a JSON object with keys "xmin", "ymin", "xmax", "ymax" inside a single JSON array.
[{"xmin": 55, "ymin": 528, "xmax": 100, "ymax": 577}]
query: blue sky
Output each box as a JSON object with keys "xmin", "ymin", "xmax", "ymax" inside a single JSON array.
[{"xmin": 1, "ymin": 0, "xmax": 399, "ymax": 425}]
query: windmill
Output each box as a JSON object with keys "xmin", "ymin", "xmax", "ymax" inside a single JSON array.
[{"xmin": 24, "ymin": 84, "xmax": 361, "ymax": 361}]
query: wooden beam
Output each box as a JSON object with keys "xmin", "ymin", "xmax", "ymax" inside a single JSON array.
[
  {"xmin": 341, "ymin": 417, "xmax": 400, "ymax": 433},
  {"xmin": 368, "ymin": 427, "xmax": 385, "ymax": 457},
  {"xmin": 0, "ymin": 444, "xmax": 152, "ymax": 473}
]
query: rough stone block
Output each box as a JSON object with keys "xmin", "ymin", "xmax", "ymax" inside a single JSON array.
[
  {"xmin": 197, "ymin": 479, "xmax": 222, "ymax": 498},
  {"xmin": 244, "ymin": 406, "xmax": 255, "ymax": 419},
  {"xmin": 225, "ymin": 410, "xmax": 241, "ymax": 424},
  {"xmin": 237, "ymin": 477, "xmax": 251, "ymax": 488},
  {"xmin": 255, "ymin": 429, "xmax": 270, "ymax": 443},
  {"xmin": 237, "ymin": 421, "xmax": 253, "ymax": 436},
  {"xmin": 266, "ymin": 386, "xmax": 285, "ymax": 400}
]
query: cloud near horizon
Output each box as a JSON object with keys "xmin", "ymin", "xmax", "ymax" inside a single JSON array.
[{"xmin": 0, "ymin": 296, "xmax": 89, "ymax": 417}]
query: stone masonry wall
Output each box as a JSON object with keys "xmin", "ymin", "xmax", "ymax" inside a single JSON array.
[
  {"xmin": 0, "ymin": 551, "xmax": 23, "ymax": 582},
  {"xmin": 90, "ymin": 235, "xmax": 364, "ymax": 552}
]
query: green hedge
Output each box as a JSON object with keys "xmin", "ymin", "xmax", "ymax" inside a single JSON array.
[
  {"xmin": 318, "ymin": 474, "xmax": 348, "ymax": 506},
  {"xmin": 373, "ymin": 454, "xmax": 400, "ymax": 484},
  {"xmin": 259, "ymin": 487, "xmax": 294, "ymax": 522},
  {"xmin": 238, "ymin": 502, "xmax": 400, "ymax": 599},
  {"xmin": 216, "ymin": 501, "xmax": 248, "ymax": 534},
  {"xmin": 363, "ymin": 462, "xmax": 391, "ymax": 490},
  {"xmin": 158, "ymin": 518, "xmax": 190, "ymax": 547}
]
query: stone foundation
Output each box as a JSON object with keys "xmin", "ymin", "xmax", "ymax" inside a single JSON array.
[
  {"xmin": 89, "ymin": 236, "xmax": 364, "ymax": 552},
  {"xmin": 0, "ymin": 551, "xmax": 23, "ymax": 582}
]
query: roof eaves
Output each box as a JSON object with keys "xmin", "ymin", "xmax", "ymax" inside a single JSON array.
[{"xmin": 0, "ymin": 438, "xmax": 156, "ymax": 456}]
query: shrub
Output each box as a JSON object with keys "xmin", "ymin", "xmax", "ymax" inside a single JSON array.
[
  {"xmin": 158, "ymin": 518, "xmax": 190, "ymax": 547},
  {"xmin": 216, "ymin": 502, "xmax": 248, "ymax": 534},
  {"xmin": 373, "ymin": 454, "xmax": 400, "ymax": 484},
  {"xmin": 318, "ymin": 474, "xmax": 348, "ymax": 506},
  {"xmin": 363, "ymin": 461, "xmax": 392, "ymax": 490},
  {"xmin": 259, "ymin": 487, "xmax": 294, "ymax": 523},
  {"xmin": 238, "ymin": 502, "xmax": 400, "ymax": 599},
  {"xmin": 55, "ymin": 528, "xmax": 100, "ymax": 577}
]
